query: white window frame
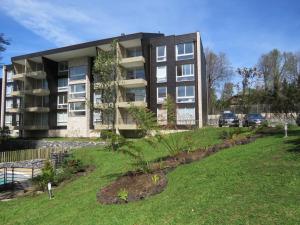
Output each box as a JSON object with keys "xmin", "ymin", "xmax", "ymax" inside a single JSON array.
[
  {"xmin": 176, "ymin": 107, "xmax": 196, "ymax": 125},
  {"xmin": 57, "ymin": 93, "xmax": 68, "ymax": 109},
  {"xmin": 58, "ymin": 78, "xmax": 68, "ymax": 92},
  {"xmin": 6, "ymin": 99, "xmax": 13, "ymax": 109},
  {"xmin": 176, "ymin": 85, "xmax": 195, "ymax": 103},
  {"xmin": 176, "ymin": 64, "xmax": 195, "ymax": 82},
  {"xmin": 176, "ymin": 42, "xmax": 194, "ymax": 61},
  {"xmin": 156, "ymin": 66, "xmax": 167, "ymax": 83},
  {"xmin": 69, "ymin": 65, "xmax": 87, "ymax": 81},
  {"xmin": 5, "ymin": 114, "xmax": 13, "ymax": 125},
  {"xmin": 157, "ymin": 87, "xmax": 167, "ymax": 104},
  {"xmin": 57, "ymin": 111, "xmax": 67, "ymax": 126},
  {"xmin": 156, "ymin": 45, "xmax": 166, "ymax": 62},
  {"xmin": 69, "ymin": 102, "xmax": 86, "ymax": 116},
  {"xmin": 69, "ymin": 83, "xmax": 86, "ymax": 99}
]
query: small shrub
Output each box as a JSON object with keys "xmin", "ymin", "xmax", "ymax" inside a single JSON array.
[
  {"xmin": 117, "ymin": 188, "xmax": 128, "ymax": 202},
  {"xmin": 33, "ymin": 161, "xmax": 55, "ymax": 191},
  {"xmin": 151, "ymin": 174, "xmax": 160, "ymax": 185}
]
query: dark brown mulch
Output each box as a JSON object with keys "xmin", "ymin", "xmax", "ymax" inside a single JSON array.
[
  {"xmin": 98, "ymin": 171, "xmax": 167, "ymax": 204},
  {"xmin": 98, "ymin": 134, "xmax": 262, "ymax": 205}
]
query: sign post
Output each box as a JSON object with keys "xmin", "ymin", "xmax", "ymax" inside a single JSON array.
[{"xmin": 284, "ymin": 122, "xmax": 288, "ymax": 138}]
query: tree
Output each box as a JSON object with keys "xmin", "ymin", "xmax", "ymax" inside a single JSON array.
[
  {"xmin": 93, "ymin": 40, "xmax": 121, "ymax": 150},
  {"xmin": 236, "ymin": 67, "xmax": 262, "ymax": 114},
  {"xmin": 0, "ymin": 33, "xmax": 10, "ymax": 66},
  {"xmin": 205, "ymin": 48, "xmax": 232, "ymax": 114}
]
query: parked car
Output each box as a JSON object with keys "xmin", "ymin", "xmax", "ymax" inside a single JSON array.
[
  {"xmin": 242, "ymin": 113, "xmax": 265, "ymax": 127},
  {"xmin": 218, "ymin": 111, "xmax": 239, "ymax": 127},
  {"xmin": 296, "ymin": 114, "xmax": 300, "ymax": 126}
]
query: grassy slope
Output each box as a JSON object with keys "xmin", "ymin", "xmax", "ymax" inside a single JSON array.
[{"xmin": 0, "ymin": 128, "xmax": 299, "ymax": 225}]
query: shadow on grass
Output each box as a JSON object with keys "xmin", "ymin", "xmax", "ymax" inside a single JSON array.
[{"xmin": 285, "ymin": 130, "xmax": 300, "ymax": 153}]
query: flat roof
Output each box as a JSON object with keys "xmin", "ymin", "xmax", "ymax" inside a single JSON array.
[{"xmin": 11, "ymin": 32, "xmax": 164, "ymax": 61}]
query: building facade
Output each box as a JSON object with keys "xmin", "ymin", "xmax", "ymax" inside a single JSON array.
[{"xmin": 0, "ymin": 32, "xmax": 207, "ymax": 137}]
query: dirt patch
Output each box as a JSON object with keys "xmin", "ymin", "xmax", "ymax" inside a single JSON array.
[
  {"xmin": 98, "ymin": 171, "xmax": 167, "ymax": 204},
  {"xmin": 98, "ymin": 134, "xmax": 262, "ymax": 205}
]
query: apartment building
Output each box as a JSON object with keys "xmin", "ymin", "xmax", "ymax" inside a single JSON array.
[{"xmin": 0, "ymin": 32, "xmax": 207, "ymax": 137}]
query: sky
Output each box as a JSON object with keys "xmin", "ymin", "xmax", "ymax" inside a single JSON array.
[{"xmin": 0, "ymin": 0, "xmax": 300, "ymax": 80}]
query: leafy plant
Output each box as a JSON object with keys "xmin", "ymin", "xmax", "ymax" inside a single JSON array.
[
  {"xmin": 117, "ymin": 188, "xmax": 128, "ymax": 202},
  {"xmin": 151, "ymin": 174, "xmax": 160, "ymax": 185},
  {"xmin": 33, "ymin": 160, "xmax": 55, "ymax": 191}
]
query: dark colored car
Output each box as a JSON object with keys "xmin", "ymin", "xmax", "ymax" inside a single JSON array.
[
  {"xmin": 296, "ymin": 114, "xmax": 300, "ymax": 126},
  {"xmin": 218, "ymin": 112, "xmax": 239, "ymax": 127},
  {"xmin": 242, "ymin": 113, "xmax": 265, "ymax": 127}
]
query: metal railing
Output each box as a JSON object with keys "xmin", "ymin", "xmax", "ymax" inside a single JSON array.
[{"xmin": 0, "ymin": 167, "xmax": 41, "ymax": 185}]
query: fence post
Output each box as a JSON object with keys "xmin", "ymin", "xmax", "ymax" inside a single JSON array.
[
  {"xmin": 32, "ymin": 167, "xmax": 34, "ymax": 179},
  {"xmin": 12, "ymin": 167, "xmax": 14, "ymax": 184},
  {"xmin": 4, "ymin": 167, "xmax": 7, "ymax": 184}
]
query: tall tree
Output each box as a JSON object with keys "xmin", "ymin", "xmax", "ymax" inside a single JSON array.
[
  {"xmin": 93, "ymin": 40, "xmax": 119, "ymax": 140},
  {"xmin": 205, "ymin": 48, "xmax": 232, "ymax": 114},
  {"xmin": 0, "ymin": 33, "xmax": 10, "ymax": 66}
]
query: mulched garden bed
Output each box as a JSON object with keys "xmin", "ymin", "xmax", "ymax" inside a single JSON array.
[{"xmin": 97, "ymin": 134, "xmax": 262, "ymax": 205}]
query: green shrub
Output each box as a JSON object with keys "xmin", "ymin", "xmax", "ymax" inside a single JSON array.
[
  {"xmin": 33, "ymin": 161, "xmax": 55, "ymax": 191},
  {"xmin": 117, "ymin": 188, "xmax": 128, "ymax": 202}
]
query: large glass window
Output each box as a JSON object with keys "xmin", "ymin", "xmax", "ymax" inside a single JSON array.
[
  {"xmin": 57, "ymin": 93, "xmax": 68, "ymax": 109},
  {"xmin": 6, "ymin": 99, "xmax": 13, "ymax": 109},
  {"xmin": 69, "ymin": 65, "xmax": 87, "ymax": 81},
  {"xmin": 176, "ymin": 85, "xmax": 195, "ymax": 103},
  {"xmin": 58, "ymin": 61, "xmax": 69, "ymax": 76},
  {"xmin": 125, "ymin": 88, "xmax": 146, "ymax": 102},
  {"xmin": 156, "ymin": 66, "xmax": 167, "ymax": 83},
  {"xmin": 176, "ymin": 64, "xmax": 194, "ymax": 82},
  {"xmin": 7, "ymin": 71, "xmax": 13, "ymax": 81},
  {"xmin": 5, "ymin": 114, "xmax": 12, "ymax": 125},
  {"xmin": 156, "ymin": 46, "xmax": 166, "ymax": 62},
  {"xmin": 176, "ymin": 42, "xmax": 194, "ymax": 61},
  {"xmin": 57, "ymin": 111, "xmax": 67, "ymax": 126},
  {"xmin": 157, "ymin": 87, "xmax": 167, "ymax": 104},
  {"xmin": 126, "ymin": 47, "xmax": 142, "ymax": 57},
  {"xmin": 6, "ymin": 83, "xmax": 13, "ymax": 96},
  {"xmin": 69, "ymin": 102, "xmax": 85, "ymax": 116},
  {"xmin": 126, "ymin": 68, "xmax": 145, "ymax": 79},
  {"xmin": 58, "ymin": 78, "xmax": 68, "ymax": 92},
  {"xmin": 69, "ymin": 84, "xmax": 86, "ymax": 99},
  {"xmin": 177, "ymin": 107, "xmax": 196, "ymax": 125}
]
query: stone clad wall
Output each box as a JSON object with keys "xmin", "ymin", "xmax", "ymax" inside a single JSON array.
[{"xmin": 0, "ymin": 139, "xmax": 106, "ymax": 151}]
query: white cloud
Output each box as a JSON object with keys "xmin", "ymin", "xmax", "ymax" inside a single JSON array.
[{"xmin": 0, "ymin": 0, "xmax": 95, "ymax": 46}]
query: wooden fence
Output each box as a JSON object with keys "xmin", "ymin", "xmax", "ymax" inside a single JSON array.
[{"xmin": 0, "ymin": 148, "xmax": 65, "ymax": 163}]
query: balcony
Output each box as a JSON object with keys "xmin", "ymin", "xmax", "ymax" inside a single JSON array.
[
  {"xmin": 25, "ymin": 107, "xmax": 50, "ymax": 113},
  {"xmin": 119, "ymin": 56, "xmax": 145, "ymax": 68},
  {"xmin": 94, "ymin": 123, "xmax": 113, "ymax": 130},
  {"xmin": 11, "ymin": 90, "xmax": 24, "ymax": 97},
  {"xmin": 117, "ymin": 124, "xmax": 138, "ymax": 130},
  {"xmin": 26, "ymin": 71, "xmax": 46, "ymax": 79},
  {"xmin": 12, "ymin": 73, "xmax": 25, "ymax": 81},
  {"xmin": 119, "ymin": 79, "xmax": 147, "ymax": 88},
  {"xmin": 6, "ymin": 107, "xmax": 22, "ymax": 113},
  {"xmin": 117, "ymin": 101, "xmax": 147, "ymax": 108},
  {"xmin": 22, "ymin": 125, "xmax": 49, "ymax": 130},
  {"xmin": 25, "ymin": 88, "xmax": 50, "ymax": 96}
]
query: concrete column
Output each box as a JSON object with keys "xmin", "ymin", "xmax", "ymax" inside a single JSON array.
[
  {"xmin": 1, "ymin": 65, "xmax": 7, "ymax": 128},
  {"xmin": 196, "ymin": 32, "xmax": 203, "ymax": 128}
]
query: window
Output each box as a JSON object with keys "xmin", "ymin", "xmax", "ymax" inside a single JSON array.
[
  {"xmin": 127, "ymin": 68, "xmax": 145, "ymax": 79},
  {"xmin": 126, "ymin": 47, "xmax": 142, "ymax": 57},
  {"xmin": 125, "ymin": 88, "xmax": 146, "ymax": 102},
  {"xmin": 94, "ymin": 92, "xmax": 102, "ymax": 105},
  {"xmin": 156, "ymin": 66, "xmax": 167, "ymax": 83},
  {"xmin": 58, "ymin": 61, "xmax": 68, "ymax": 76},
  {"xmin": 57, "ymin": 111, "xmax": 67, "ymax": 126},
  {"xmin": 69, "ymin": 84, "xmax": 86, "ymax": 99},
  {"xmin": 69, "ymin": 102, "xmax": 85, "ymax": 116},
  {"xmin": 58, "ymin": 78, "xmax": 68, "ymax": 92},
  {"xmin": 6, "ymin": 99, "xmax": 13, "ymax": 109},
  {"xmin": 177, "ymin": 107, "xmax": 196, "ymax": 125},
  {"xmin": 157, "ymin": 108, "xmax": 167, "ymax": 125},
  {"xmin": 57, "ymin": 93, "xmax": 68, "ymax": 109},
  {"xmin": 156, "ymin": 46, "xmax": 166, "ymax": 62},
  {"xmin": 176, "ymin": 42, "xmax": 194, "ymax": 61},
  {"xmin": 176, "ymin": 64, "xmax": 194, "ymax": 82},
  {"xmin": 7, "ymin": 71, "xmax": 13, "ymax": 81},
  {"xmin": 69, "ymin": 65, "xmax": 87, "ymax": 81},
  {"xmin": 176, "ymin": 85, "xmax": 195, "ymax": 103},
  {"xmin": 157, "ymin": 87, "xmax": 167, "ymax": 104},
  {"xmin": 6, "ymin": 83, "xmax": 13, "ymax": 96},
  {"xmin": 5, "ymin": 114, "xmax": 12, "ymax": 125}
]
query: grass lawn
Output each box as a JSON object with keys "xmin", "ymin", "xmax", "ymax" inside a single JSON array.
[{"xmin": 0, "ymin": 127, "xmax": 299, "ymax": 225}]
